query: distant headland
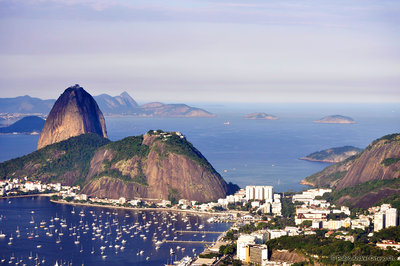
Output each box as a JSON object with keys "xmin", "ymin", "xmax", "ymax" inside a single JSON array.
[{"xmin": 300, "ymin": 146, "xmax": 362, "ymax": 163}]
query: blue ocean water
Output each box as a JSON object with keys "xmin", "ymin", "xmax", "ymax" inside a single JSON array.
[
  {"xmin": 0, "ymin": 103, "xmax": 399, "ymax": 192},
  {"xmin": 0, "ymin": 197, "xmax": 230, "ymax": 265}
]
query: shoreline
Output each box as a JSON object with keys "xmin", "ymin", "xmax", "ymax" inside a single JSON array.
[
  {"xmin": 50, "ymin": 199, "xmax": 230, "ymax": 217},
  {"xmin": 0, "ymin": 193, "xmax": 54, "ymax": 199},
  {"xmin": 299, "ymin": 179, "xmax": 315, "ymax": 186},
  {"xmin": 299, "ymin": 157, "xmax": 335, "ymax": 163}
]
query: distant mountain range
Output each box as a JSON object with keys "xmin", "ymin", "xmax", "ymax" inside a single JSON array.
[
  {"xmin": 0, "ymin": 91, "xmax": 214, "ymax": 118},
  {"xmin": 0, "ymin": 116, "xmax": 45, "ymax": 134}
]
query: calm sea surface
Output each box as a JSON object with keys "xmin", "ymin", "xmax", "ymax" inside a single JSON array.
[
  {"xmin": 1, "ymin": 103, "xmax": 399, "ymax": 192},
  {"xmin": 0, "ymin": 197, "xmax": 230, "ymax": 265}
]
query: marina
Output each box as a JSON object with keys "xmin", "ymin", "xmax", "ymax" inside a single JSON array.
[{"xmin": 0, "ymin": 196, "xmax": 231, "ymax": 265}]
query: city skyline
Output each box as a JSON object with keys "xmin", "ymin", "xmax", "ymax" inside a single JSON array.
[{"xmin": 0, "ymin": 0, "xmax": 399, "ymax": 103}]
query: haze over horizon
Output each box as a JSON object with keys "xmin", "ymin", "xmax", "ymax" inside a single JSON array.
[{"xmin": 0, "ymin": 0, "xmax": 399, "ymax": 103}]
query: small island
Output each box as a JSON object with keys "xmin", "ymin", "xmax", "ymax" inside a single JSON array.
[
  {"xmin": 244, "ymin": 112, "xmax": 278, "ymax": 120},
  {"xmin": 0, "ymin": 116, "xmax": 45, "ymax": 134},
  {"xmin": 300, "ymin": 145, "xmax": 362, "ymax": 163},
  {"xmin": 314, "ymin": 115, "xmax": 355, "ymax": 124}
]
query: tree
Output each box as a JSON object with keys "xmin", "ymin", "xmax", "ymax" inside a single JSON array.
[{"xmin": 301, "ymin": 220, "xmax": 312, "ymax": 228}]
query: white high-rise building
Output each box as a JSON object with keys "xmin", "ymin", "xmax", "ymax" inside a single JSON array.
[
  {"xmin": 264, "ymin": 186, "xmax": 273, "ymax": 203},
  {"xmin": 246, "ymin": 186, "xmax": 255, "ymax": 201},
  {"xmin": 385, "ymin": 208, "xmax": 398, "ymax": 228},
  {"xmin": 255, "ymin": 186, "xmax": 264, "ymax": 200},
  {"xmin": 374, "ymin": 212, "xmax": 385, "ymax": 232},
  {"xmin": 246, "ymin": 186, "xmax": 273, "ymax": 202}
]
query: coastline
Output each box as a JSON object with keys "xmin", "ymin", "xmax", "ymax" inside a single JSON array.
[
  {"xmin": 299, "ymin": 179, "xmax": 315, "ymax": 186},
  {"xmin": 0, "ymin": 193, "xmax": 54, "ymax": 199},
  {"xmin": 299, "ymin": 157, "xmax": 335, "ymax": 163},
  {"xmin": 50, "ymin": 199, "xmax": 229, "ymax": 217}
]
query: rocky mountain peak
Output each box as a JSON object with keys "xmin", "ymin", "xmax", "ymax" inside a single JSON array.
[{"xmin": 37, "ymin": 85, "xmax": 108, "ymax": 149}]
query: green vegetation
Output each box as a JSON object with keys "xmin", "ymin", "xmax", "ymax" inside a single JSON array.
[
  {"xmin": 304, "ymin": 163, "xmax": 348, "ymax": 187},
  {"xmin": 377, "ymin": 194, "xmax": 400, "ymax": 213},
  {"xmin": 372, "ymin": 226, "xmax": 400, "ymax": 243},
  {"xmin": 103, "ymin": 135, "xmax": 149, "ymax": 162},
  {"xmin": 267, "ymin": 216, "xmax": 295, "ymax": 229},
  {"xmin": 167, "ymin": 186, "xmax": 180, "ymax": 205},
  {"xmin": 381, "ymin": 158, "xmax": 400, "ymax": 167},
  {"xmin": 323, "ymin": 178, "xmax": 400, "ymax": 206},
  {"xmin": 219, "ymin": 243, "xmax": 236, "ymax": 255},
  {"xmin": 267, "ymin": 233, "xmax": 400, "ymax": 265},
  {"xmin": 0, "ymin": 133, "xmax": 110, "ymax": 187},
  {"xmin": 199, "ymin": 252, "xmax": 219, "ymax": 258},
  {"xmin": 96, "ymin": 161, "xmax": 148, "ymax": 186},
  {"xmin": 281, "ymin": 196, "xmax": 296, "ymax": 218},
  {"xmin": 162, "ymin": 132, "xmax": 217, "ymax": 174},
  {"xmin": 368, "ymin": 133, "xmax": 400, "ymax": 151},
  {"xmin": 376, "ymin": 134, "xmax": 400, "ymax": 143},
  {"xmin": 304, "ymin": 146, "xmax": 362, "ymax": 161},
  {"xmin": 91, "ymin": 135, "xmax": 150, "ymax": 186}
]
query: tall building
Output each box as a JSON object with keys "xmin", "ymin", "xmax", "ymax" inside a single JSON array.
[
  {"xmin": 245, "ymin": 186, "xmax": 273, "ymax": 202},
  {"xmin": 386, "ymin": 208, "xmax": 398, "ymax": 228},
  {"xmin": 374, "ymin": 212, "xmax": 385, "ymax": 232},
  {"xmin": 264, "ymin": 186, "xmax": 273, "ymax": 203},
  {"xmin": 246, "ymin": 186, "xmax": 255, "ymax": 201},
  {"xmin": 237, "ymin": 235, "xmax": 256, "ymax": 261},
  {"xmin": 246, "ymin": 244, "xmax": 269, "ymax": 265}
]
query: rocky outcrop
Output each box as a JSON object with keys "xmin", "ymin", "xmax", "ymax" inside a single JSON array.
[
  {"xmin": 303, "ymin": 134, "xmax": 400, "ymax": 207},
  {"xmin": 37, "ymin": 85, "xmax": 108, "ymax": 149},
  {"xmin": 314, "ymin": 115, "xmax": 355, "ymax": 124},
  {"xmin": 81, "ymin": 131, "xmax": 228, "ymax": 202},
  {"xmin": 305, "ymin": 134, "xmax": 400, "ymax": 189},
  {"xmin": 244, "ymin": 112, "xmax": 278, "ymax": 120},
  {"xmin": 1, "ymin": 130, "xmax": 229, "ymax": 202},
  {"xmin": 300, "ymin": 146, "xmax": 362, "ymax": 163},
  {"xmin": 335, "ymin": 134, "xmax": 400, "ymax": 189}
]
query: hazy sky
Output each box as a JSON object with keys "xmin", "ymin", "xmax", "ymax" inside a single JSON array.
[{"xmin": 0, "ymin": 0, "xmax": 399, "ymax": 103}]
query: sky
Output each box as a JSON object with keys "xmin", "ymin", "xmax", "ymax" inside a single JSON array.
[{"xmin": 0, "ymin": 0, "xmax": 399, "ymax": 103}]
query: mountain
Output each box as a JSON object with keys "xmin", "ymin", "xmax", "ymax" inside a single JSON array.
[
  {"xmin": 94, "ymin": 92, "xmax": 138, "ymax": 115},
  {"xmin": 0, "ymin": 92, "xmax": 215, "ymax": 117},
  {"xmin": 303, "ymin": 134, "xmax": 400, "ymax": 208},
  {"xmin": 0, "ymin": 95, "xmax": 55, "ymax": 113},
  {"xmin": 37, "ymin": 85, "xmax": 108, "ymax": 150},
  {"xmin": 139, "ymin": 102, "xmax": 215, "ymax": 117},
  {"xmin": 0, "ymin": 116, "xmax": 45, "ymax": 134},
  {"xmin": 243, "ymin": 113, "xmax": 278, "ymax": 120},
  {"xmin": 300, "ymin": 146, "xmax": 362, "ymax": 163},
  {"xmin": 314, "ymin": 115, "xmax": 355, "ymax": 124},
  {"xmin": 0, "ymin": 131, "xmax": 229, "ymax": 202}
]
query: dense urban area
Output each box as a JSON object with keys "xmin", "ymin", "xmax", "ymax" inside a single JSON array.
[{"xmin": 2, "ymin": 179, "xmax": 399, "ymax": 265}]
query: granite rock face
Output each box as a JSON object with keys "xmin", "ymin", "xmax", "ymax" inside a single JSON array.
[
  {"xmin": 81, "ymin": 132, "xmax": 228, "ymax": 202},
  {"xmin": 37, "ymin": 85, "xmax": 108, "ymax": 149},
  {"xmin": 304, "ymin": 134, "xmax": 400, "ymax": 189},
  {"xmin": 335, "ymin": 134, "xmax": 400, "ymax": 189}
]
